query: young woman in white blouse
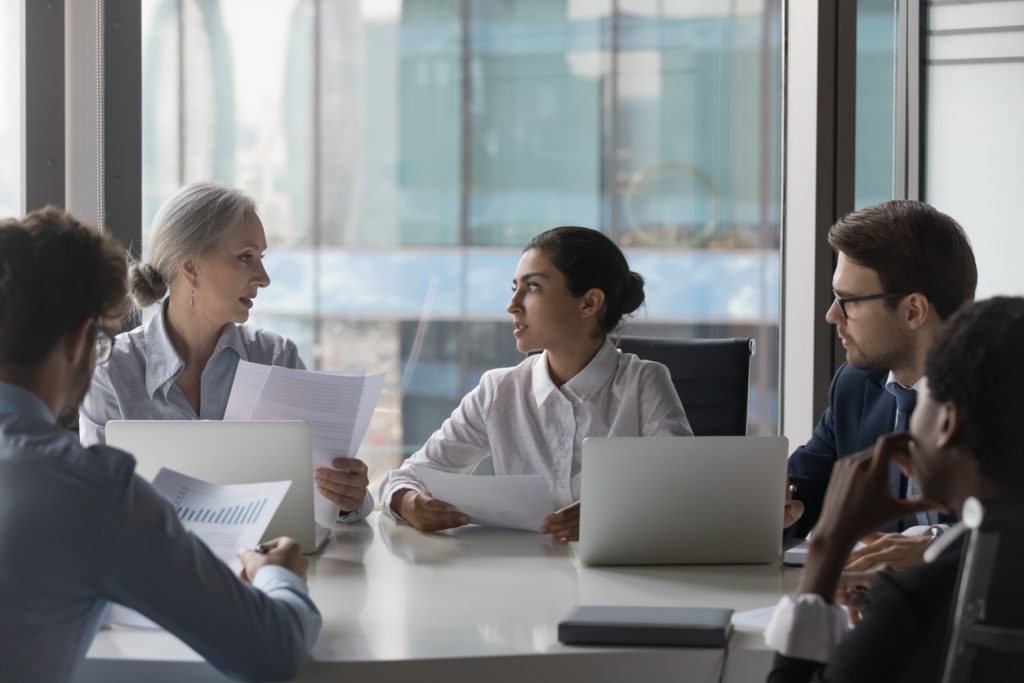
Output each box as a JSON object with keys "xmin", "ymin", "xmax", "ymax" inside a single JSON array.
[
  {"xmin": 79, "ymin": 182, "xmax": 372, "ymax": 521},
  {"xmin": 380, "ymin": 226, "xmax": 692, "ymax": 540}
]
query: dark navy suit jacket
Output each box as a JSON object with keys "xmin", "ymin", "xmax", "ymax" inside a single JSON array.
[{"xmin": 786, "ymin": 363, "xmax": 951, "ymax": 538}]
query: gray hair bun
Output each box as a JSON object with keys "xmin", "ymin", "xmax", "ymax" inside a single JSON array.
[{"xmin": 128, "ymin": 261, "xmax": 167, "ymax": 308}]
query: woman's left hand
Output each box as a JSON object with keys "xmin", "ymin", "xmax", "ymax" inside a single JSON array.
[
  {"xmin": 540, "ymin": 501, "xmax": 580, "ymax": 541},
  {"xmin": 315, "ymin": 458, "xmax": 370, "ymax": 513}
]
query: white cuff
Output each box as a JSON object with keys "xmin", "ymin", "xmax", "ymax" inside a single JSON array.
[
  {"xmin": 901, "ymin": 523, "xmax": 948, "ymax": 537},
  {"xmin": 338, "ymin": 490, "xmax": 374, "ymax": 523},
  {"xmin": 379, "ymin": 470, "xmax": 426, "ymax": 522},
  {"xmin": 764, "ymin": 594, "xmax": 850, "ymax": 663}
]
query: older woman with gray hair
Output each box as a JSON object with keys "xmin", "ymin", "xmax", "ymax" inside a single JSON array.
[{"xmin": 80, "ymin": 181, "xmax": 372, "ymax": 521}]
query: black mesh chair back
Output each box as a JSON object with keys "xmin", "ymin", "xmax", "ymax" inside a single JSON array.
[
  {"xmin": 942, "ymin": 496, "xmax": 1024, "ymax": 683},
  {"xmin": 617, "ymin": 336, "xmax": 755, "ymax": 437}
]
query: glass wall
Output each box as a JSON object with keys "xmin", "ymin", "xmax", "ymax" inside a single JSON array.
[
  {"xmin": 0, "ymin": 0, "xmax": 23, "ymax": 218},
  {"xmin": 141, "ymin": 0, "xmax": 783, "ymax": 488},
  {"xmin": 924, "ymin": 0, "xmax": 1024, "ymax": 298},
  {"xmin": 855, "ymin": 0, "xmax": 898, "ymax": 209}
]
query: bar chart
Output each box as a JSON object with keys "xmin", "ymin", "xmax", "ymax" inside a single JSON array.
[{"xmin": 175, "ymin": 498, "xmax": 269, "ymax": 525}]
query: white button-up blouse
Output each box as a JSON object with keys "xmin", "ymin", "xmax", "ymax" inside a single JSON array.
[{"xmin": 380, "ymin": 338, "xmax": 693, "ymax": 514}]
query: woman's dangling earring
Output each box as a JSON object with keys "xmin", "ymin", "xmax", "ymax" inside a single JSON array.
[{"xmin": 190, "ymin": 286, "xmax": 196, "ymax": 307}]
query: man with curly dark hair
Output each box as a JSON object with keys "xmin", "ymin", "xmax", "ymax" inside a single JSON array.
[
  {"xmin": 765, "ymin": 296, "xmax": 1024, "ymax": 682},
  {"xmin": 0, "ymin": 207, "xmax": 321, "ymax": 682}
]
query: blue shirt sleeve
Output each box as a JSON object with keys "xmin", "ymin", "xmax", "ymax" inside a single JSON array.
[{"xmin": 97, "ymin": 462, "xmax": 322, "ymax": 681}]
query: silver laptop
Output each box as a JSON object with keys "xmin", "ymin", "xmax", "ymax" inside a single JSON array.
[
  {"xmin": 106, "ymin": 420, "xmax": 328, "ymax": 553},
  {"xmin": 577, "ymin": 436, "xmax": 788, "ymax": 566}
]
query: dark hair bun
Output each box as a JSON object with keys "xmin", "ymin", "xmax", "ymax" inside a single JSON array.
[
  {"xmin": 128, "ymin": 261, "xmax": 167, "ymax": 308},
  {"xmin": 621, "ymin": 271, "xmax": 646, "ymax": 316},
  {"xmin": 526, "ymin": 226, "xmax": 645, "ymax": 334}
]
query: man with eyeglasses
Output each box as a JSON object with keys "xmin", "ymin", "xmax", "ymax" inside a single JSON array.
[
  {"xmin": 0, "ymin": 208, "xmax": 321, "ymax": 682},
  {"xmin": 784, "ymin": 200, "xmax": 977, "ymax": 570}
]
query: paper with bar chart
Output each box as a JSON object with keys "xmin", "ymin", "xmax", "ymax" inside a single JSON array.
[
  {"xmin": 106, "ymin": 468, "xmax": 290, "ymax": 630},
  {"xmin": 155, "ymin": 467, "xmax": 291, "ymax": 569}
]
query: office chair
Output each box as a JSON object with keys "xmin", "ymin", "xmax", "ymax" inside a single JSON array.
[
  {"xmin": 941, "ymin": 496, "xmax": 1024, "ymax": 683},
  {"xmin": 617, "ymin": 336, "xmax": 755, "ymax": 437}
]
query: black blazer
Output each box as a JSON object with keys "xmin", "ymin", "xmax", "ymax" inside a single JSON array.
[
  {"xmin": 768, "ymin": 539, "xmax": 962, "ymax": 683},
  {"xmin": 786, "ymin": 364, "xmax": 904, "ymax": 538},
  {"xmin": 768, "ymin": 532, "xmax": 1024, "ymax": 683}
]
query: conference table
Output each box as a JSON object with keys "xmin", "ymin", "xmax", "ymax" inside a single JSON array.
[{"xmin": 82, "ymin": 512, "xmax": 800, "ymax": 682}]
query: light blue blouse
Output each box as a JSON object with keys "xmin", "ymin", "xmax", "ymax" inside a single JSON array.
[{"xmin": 80, "ymin": 304, "xmax": 373, "ymax": 521}]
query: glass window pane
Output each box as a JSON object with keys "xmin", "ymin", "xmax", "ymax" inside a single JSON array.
[
  {"xmin": 855, "ymin": 0, "xmax": 897, "ymax": 209},
  {"xmin": 143, "ymin": 0, "xmax": 785, "ymax": 494},
  {"xmin": 467, "ymin": 0, "xmax": 607, "ymax": 246},
  {"xmin": 0, "ymin": 0, "xmax": 23, "ymax": 218}
]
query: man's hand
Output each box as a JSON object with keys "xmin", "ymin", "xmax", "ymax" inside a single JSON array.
[
  {"xmin": 393, "ymin": 489, "xmax": 469, "ymax": 532},
  {"xmin": 833, "ymin": 571, "xmax": 878, "ymax": 625},
  {"xmin": 540, "ymin": 501, "xmax": 580, "ymax": 541},
  {"xmin": 844, "ymin": 532, "xmax": 931, "ymax": 572},
  {"xmin": 784, "ymin": 481, "xmax": 804, "ymax": 528},
  {"xmin": 315, "ymin": 458, "xmax": 369, "ymax": 513},
  {"xmin": 237, "ymin": 537, "xmax": 308, "ymax": 582}
]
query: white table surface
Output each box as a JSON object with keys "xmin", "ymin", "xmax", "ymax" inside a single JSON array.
[{"xmin": 81, "ymin": 512, "xmax": 799, "ymax": 683}]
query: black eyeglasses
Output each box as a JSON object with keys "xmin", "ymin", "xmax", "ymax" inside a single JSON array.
[
  {"xmin": 832, "ymin": 290, "xmax": 908, "ymax": 320},
  {"xmin": 93, "ymin": 321, "xmax": 117, "ymax": 365}
]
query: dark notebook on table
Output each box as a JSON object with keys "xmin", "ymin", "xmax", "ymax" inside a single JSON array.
[{"xmin": 558, "ymin": 606, "xmax": 734, "ymax": 647}]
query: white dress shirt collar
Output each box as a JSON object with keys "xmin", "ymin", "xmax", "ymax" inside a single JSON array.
[
  {"xmin": 531, "ymin": 338, "xmax": 619, "ymax": 407},
  {"xmin": 884, "ymin": 370, "xmax": 927, "ymax": 394},
  {"xmin": 143, "ymin": 302, "xmax": 249, "ymax": 400}
]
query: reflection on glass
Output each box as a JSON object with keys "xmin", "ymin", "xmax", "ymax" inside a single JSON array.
[
  {"xmin": 854, "ymin": 0, "xmax": 897, "ymax": 209},
  {"xmin": 616, "ymin": 1, "xmax": 782, "ymax": 251},
  {"xmin": 141, "ymin": 0, "xmax": 784, "ymax": 492},
  {"xmin": 468, "ymin": 0, "xmax": 607, "ymax": 246},
  {"xmin": 0, "ymin": 0, "xmax": 23, "ymax": 218}
]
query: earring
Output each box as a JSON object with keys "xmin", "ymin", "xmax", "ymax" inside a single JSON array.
[{"xmin": 190, "ymin": 287, "xmax": 196, "ymax": 307}]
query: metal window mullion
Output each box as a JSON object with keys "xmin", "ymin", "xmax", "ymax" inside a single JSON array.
[
  {"xmin": 816, "ymin": 0, "xmax": 858, "ymax": 403},
  {"xmin": 101, "ymin": 0, "xmax": 142, "ymax": 258},
  {"xmin": 313, "ymin": 0, "xmax": 323, "ymax": 369},
  {"xmin": 906, "ymin": 0, "xmax": 923, "ymax": 200},
  {"xmin": 458, "ymin": 0, "xmax": 471, "ymax": 394},
  {"xmin": 177, "ymin": 0, "xmax": 185, "ymax": 188},
  {"xmin": 895, "ymin": 0, "xmax": 923, "ymax": 201},
  {"xmin": 24, "ymin": 0, "xmax": 65, "ymax": 213},
  {"xmin": 608, "ymin": 1, "xmax": 620, "ymax": 240}
]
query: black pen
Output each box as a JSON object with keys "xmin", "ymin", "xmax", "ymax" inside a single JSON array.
[{"xmin": 255, "ymin": 543, "xmax": 271, "ymax": 555}]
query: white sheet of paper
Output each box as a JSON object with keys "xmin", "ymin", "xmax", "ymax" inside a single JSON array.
[
  {"xmin": 731, "ymin": 606, "xmax": 777, "ymax": 631},
  {"xmin": 227, "ymin": 360, "xmax": 385, "ymax": 526},
  {"xmin": 107, "ymin": 468, "xmax": 291, "ymax": 630},
  {"xmin": 413, "ymin": 466, "xmax": 554, "ymax": 532},
  {"xmin": 223, "ymin": 362, "xmax": 272, "ymax": 420},
  {"xmin": 783, "ymin": 539, "xmax": 866, "ymax": 566}
]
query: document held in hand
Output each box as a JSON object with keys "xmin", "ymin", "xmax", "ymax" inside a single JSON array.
[
  {"xmin": 224, "ymin": 360, "xmax": 385, "ymax": 527},
  {"xmin": 107, "ymin": 468, "xmax": 291, "ymax": 629},
  {"xmin": 413, "ymin": 465, "xmax": 554, "ymax": 532}
]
